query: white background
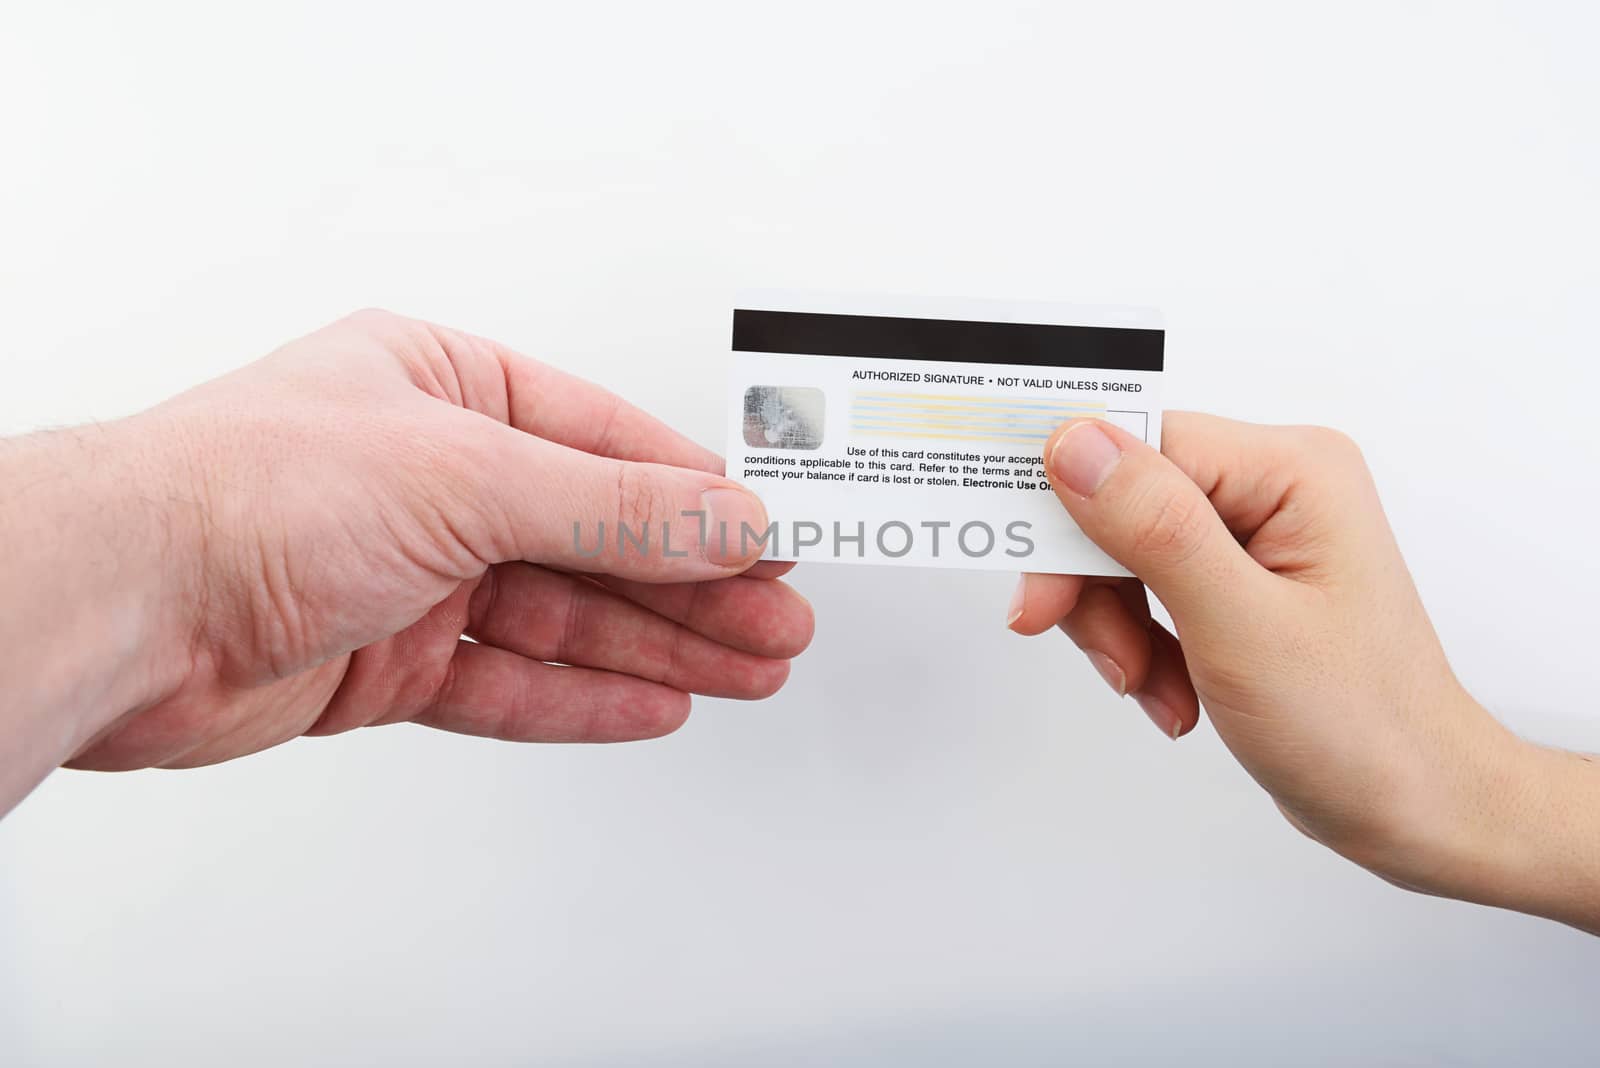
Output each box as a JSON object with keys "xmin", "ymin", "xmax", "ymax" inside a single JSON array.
[{"xmin": 2, "ymin": 2, "xmax": 1598, "ymax": 1064}]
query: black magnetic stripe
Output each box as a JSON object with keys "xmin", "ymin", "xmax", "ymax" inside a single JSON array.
[{"xmin": 731, "ymin": 309, "xmax": 1162, "ymax": 372}]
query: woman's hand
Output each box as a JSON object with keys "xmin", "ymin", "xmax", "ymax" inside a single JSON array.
[
  {"xmin": 1008, "ymin": 413, "xmax": 1600, "ymax": 931},
  {"xmin": 2, "ymin": 310, "xmax": 812, "ymax": 806}
]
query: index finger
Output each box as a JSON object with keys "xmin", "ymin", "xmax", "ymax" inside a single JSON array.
[{"xmin": 429, "ymin": 323, "xmax": 725, "ymax": 473}]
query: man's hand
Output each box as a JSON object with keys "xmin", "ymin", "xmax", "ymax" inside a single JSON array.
[
  {"xmin": 1008, "ymin": 413, "xmax": 1600, "ymax": 932},
  {"xmin": 1, "ymin": 310, "xmax": 812, "ymax": 809}
]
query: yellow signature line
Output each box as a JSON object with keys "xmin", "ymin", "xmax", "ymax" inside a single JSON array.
[
  {"xmin": 855, "ymin": 391, "xmax": 1107, "ymax": 407},
  {"xmin": 850, "ymin": 411, "xmax": 1094, "ymax": 427},
  {"xmin": 852, "ymin": 403, "xmax": 1105, "ymax": 419}
]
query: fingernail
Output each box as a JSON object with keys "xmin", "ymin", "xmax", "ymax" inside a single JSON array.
[
  {"xmin": 1047, "ymin": 421, "xmax": 1122, "ymax": 496},
  {"xmin": 1084, "ymin": 650, "xmax": 1127, "ymax": 696},
  {"xmin": 699, "ymin": 487, "xmax": 767, "ymax": 566},
  {"xmin": 1006, "ymin": 576, "xmax": 1027, "ymax": 628},
  {"xmin": 1136, "ymin": 693, "xmax": 1183, "ymax": 740}
]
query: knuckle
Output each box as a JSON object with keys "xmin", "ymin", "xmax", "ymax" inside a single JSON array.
[
  {"xmin": 555, "ymin": 583, "xmax": 589, "ymax": 665},
  {"xmin": 337, "ymin": 308, "xmax": 434, "ymax": 356},
  {"xmin": 1295, "ymin": 425, "xmax": 1366, "ymax": 469},
  {"xmin": 1127, "ymin": 484, "xmax": 1212, "ymax": 566},
  {"xmin": 589, "ymin": 391, "xmax": 626, "ymax": 458},
  {"xmin": 343, "ymin": 307, "xmax": 404, "ymax": 330},
  {"xmin": 613, "ymin": 462, "xmax": 668, "ymax": 537}
]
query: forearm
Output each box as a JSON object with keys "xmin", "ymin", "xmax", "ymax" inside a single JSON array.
[
  {"xmin": 1475, "ymin": 740, "xmax": 1600, "ymax": 934},
  {"xmin": 1405, "ymin": 694, "xmax": 1600, "ymax": 934},
  {"xmin": 0, "ymin": 417, "xmax": 197, "ymax": 812}
]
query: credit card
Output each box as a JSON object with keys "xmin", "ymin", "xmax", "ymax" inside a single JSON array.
[{"xmin": 725, "ymin": 290, "xmax": 1164, "ymax": 575}]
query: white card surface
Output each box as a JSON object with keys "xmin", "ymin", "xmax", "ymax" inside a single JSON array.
[{"xmin": 725, "ymin": 291, "xmax": 1164, "ymax": 575}]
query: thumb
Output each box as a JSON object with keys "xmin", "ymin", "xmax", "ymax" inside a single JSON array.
[
  {"xmin": 1044, "ymin": 418, "xmax": 1264, "ymax": 625},
  {"xmin": 464, "ymin": 415, "xmax": 771, "ymax": 581}
]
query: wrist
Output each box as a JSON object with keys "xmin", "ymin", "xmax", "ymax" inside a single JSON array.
[
  {"xmin": 0, "ymin": 415, "xmax": 204, "ymax": 774},
  {"xmin": 1331, "ymin": 686, "xmax": 1523, "ymax": 902}
]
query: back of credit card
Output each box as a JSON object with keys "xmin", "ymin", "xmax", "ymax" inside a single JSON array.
[{"xmin": 725, "ymin": 290, "xmax": 1164, "ymax": 575}]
